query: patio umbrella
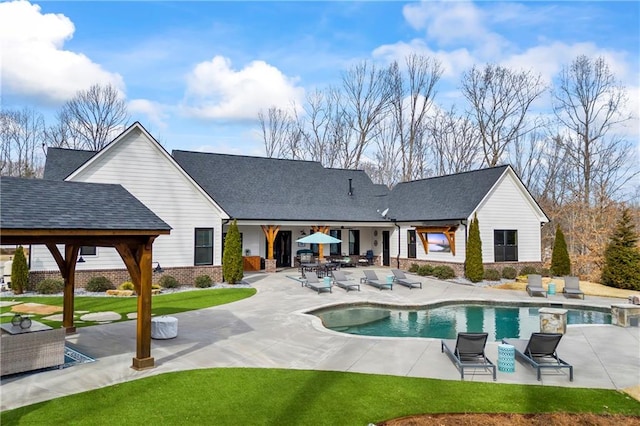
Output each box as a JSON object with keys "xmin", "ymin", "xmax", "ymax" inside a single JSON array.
[{"xmin": 296, "ymin": 233, "xmax": 342, "ymax": 244}]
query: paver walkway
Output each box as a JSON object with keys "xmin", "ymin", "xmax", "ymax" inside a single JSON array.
[{"xmin": 1, "ymin": 268, "xmax": 639, "ymax": 411}]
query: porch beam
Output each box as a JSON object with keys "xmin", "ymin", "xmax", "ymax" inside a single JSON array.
[{"xmin": 261, "ymin": 225, "xmax": 280, "ymax": 260}]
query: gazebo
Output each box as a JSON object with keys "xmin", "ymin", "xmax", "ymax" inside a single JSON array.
[{"xmin": 0, "ymin": 177, "xmax": 171, "ymax": 369}]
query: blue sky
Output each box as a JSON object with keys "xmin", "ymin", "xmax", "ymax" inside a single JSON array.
[{"xmin": 1, "ymin": 1, "xmax": 638, "ymax": 156}]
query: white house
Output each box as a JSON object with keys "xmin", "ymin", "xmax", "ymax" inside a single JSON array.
[{"xmin": 32, "ymin": 122, "xmax": 548, "ymax": 285}]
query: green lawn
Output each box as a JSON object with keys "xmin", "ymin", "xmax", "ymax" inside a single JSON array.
[
  {"xmin": 0, "ymin": 288, "xmax": 256, "ymax": 328},
  {"xmin": 2, "ymin": 368, "xmax": 639, "ymax": 425}
]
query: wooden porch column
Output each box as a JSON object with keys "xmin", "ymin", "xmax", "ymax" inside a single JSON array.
[
  {"xmin": 46, "ymin": 243, "xmax": 79, "ymax": 333},
  {"xmin": 116, "ymin": 239, "xmax": 155, "ymax": 370},
  {"xmin": 261, "ymin": 225, "xmax": 280, "ymax": 260},
  {"xmin": 311, "ymin": 225, "xmax": 330, "ymax": 260}
]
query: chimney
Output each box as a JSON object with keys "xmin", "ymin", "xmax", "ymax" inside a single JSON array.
[{"xmin": 348, "ymin": 178, "xmax": 353, "ymax": 196}]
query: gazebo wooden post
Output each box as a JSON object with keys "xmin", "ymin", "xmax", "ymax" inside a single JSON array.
[
  {"xmin": 46, "ymin": 243, "xmax": 79, "ymax": 333},
  {"xmin": 115, "ymin": 239, "xmax": 155, "ymax": 370},
  {"xmin": 133, "ymin": 240, "xmax": 154, "ymax": 369}
]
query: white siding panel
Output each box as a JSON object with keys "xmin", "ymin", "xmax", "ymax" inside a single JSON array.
[
  {"xmin": 65, "ymin": 129, "xmax": 222, "ymax": 268},
  {"xmin": 476, "ymin": 174, "xmax": 542, "ymax": 263}
]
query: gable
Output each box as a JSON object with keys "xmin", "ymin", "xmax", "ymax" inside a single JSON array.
[
  {"xmin": 387, "ymin": 166, "xmax": 509, "ymax": 222},
  {"xmin": 66, "ymin": 122, "xmax": 228, "ymax": 218}
]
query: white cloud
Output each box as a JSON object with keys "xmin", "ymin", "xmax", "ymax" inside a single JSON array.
[
  {"xmin": 128, "ymin": 99, "xmax": 168, "ymax": 130},
  {"xmin": 182, "ymin": 55, "xmax": 305, "ymax": 121},
  {"xmin": 0, "ymin": 1, "xmax": 124, "ymax": 104}
]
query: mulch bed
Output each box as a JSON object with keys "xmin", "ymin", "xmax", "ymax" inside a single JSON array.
[{"xmin": 379, "ymin": 413, "xmax": 640, "ymax": 425}]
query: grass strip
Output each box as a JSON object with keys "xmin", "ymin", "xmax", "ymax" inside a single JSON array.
[
  {"xmin": 2, "ymin": 368, "xmax": 639, "ymax": 425},
  {"xmin": 0, "ymin": 288, "xmax": 256, "ymax": 328}
]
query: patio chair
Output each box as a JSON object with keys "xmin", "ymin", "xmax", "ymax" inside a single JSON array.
[
  {"xmin": 562, "ymin": 276, "xmax": 584, "ymax": 299},
  {"xmin": 391, "ymin": 269, "xmax": 422, "ymax": 289},
  {"xmin": 331, "ymin": 270, "xmax": 360, "ymax": 292},
  {"xmin": 361, "ymin": 270, "xmax": 392, "ymax": 290},
  {"xmin": 441, "ymin": 332, "xmax": 496, "ymax": 381},
  {"xmin": 502, "ymin": 332, "xmax": 573, "ymax": 381},
  {"xmin": 304, "ymin": 273, "xmax": 332, "ymax": 294},
  {"xmin": 526, "ymin": 274, "xmax": 547, "ymax": 298}
]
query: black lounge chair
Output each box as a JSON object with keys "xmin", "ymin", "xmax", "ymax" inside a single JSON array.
[
  {"xmin": 331, "ymin": 270, "xmax": 360, "ymax": 292},
  {"xmin": 361, "ymin": 270, "xmax": 392, "ymax": 290},
  {"xmin": 391, "ymin": 269, "xmax": 422, "ymax": 289},
  {"xmin": 562, "ymin": 276, "xmax": 584, "ymax": 299},
  {"xmin": 304, "ymin": 273, "xmax": 332, "ymax": 294},
  {"xmin": 502, "ymin": 332, "xmax": 573, "ymax": 381},
  {"xmin": 441, "ymin": 332, "xmax": 496, "ymax": 381},
  {"xmin": 526, "ymin": 274, "xmax": 547, "ymax": 297}
]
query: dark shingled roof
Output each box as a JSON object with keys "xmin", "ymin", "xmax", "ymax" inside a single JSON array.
[
  {"xmin": 386, "ymin": 165, "xmax": 510, "ymax": 222},
  {"xmin": 1, "ymin": 177, "xmax": 171, "ymax": 231},
  {"xmin": 43, "ymin": 147, "xmax": 97, "ymax": 180},
  {"xmin": 172, "ymin": 150, "xmax": 389, "ymax": 221}
]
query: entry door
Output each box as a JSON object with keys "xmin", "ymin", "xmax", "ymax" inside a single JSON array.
[
  {"xmin": 382, "ymin": 231, "xmax": 390, "ymax": 266},
  {"xmin": 266, "ymin": 231, "xmax": 292, "ymax": 268}
]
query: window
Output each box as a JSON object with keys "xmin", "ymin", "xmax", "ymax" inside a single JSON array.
[
  {"xmin": 80, "ymin": 246, "xmax": 96, "ymax": 256},
  {"xmin": 330, "ymin": 230, "xmax": 342, "ymax": 255},
  {"xmin": 407, "ymin": 230, "xmax": 416, "ymax": 259},
  {"xmin": 348, "ymin": 230, "xmax": 360, "ymax": 255},
  {"xmin": 494, "ymin": 230, "xmax": 518, "ymax": 262},
  {"xmin": 195, "ymin": 228, "xmax": 213, "ymax": 265}
]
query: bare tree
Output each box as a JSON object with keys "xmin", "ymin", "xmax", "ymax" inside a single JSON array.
[
  {"xmin": 389, "ymin": 54, "xmax": 442, "ymax": 181},
  {"xmin": 340, "ymin": 61, "xmax": 394, "ymax": 168},
  {"xmin": 259, "ymin": 106, "xmax": 295, "ymax": 158},
  {"xmin": 59, "ymin": 83, "xmax": 129, "ymax": 151},
  {"xmin": 0, "ymin": 108, "xmax": 45, "ymax": 177},
  {"xmin": 553, "ymin": 55, "xmax": 636, "ymax": 205},
  {"xmin": 461, "ymin": 64, "xmax": 545, "ymax": 167},
  {"xmin": 298, "ymin": 88, "xmax": 344, "ymax": 167},
  {"xmin": 427, "ymin": 107, "xmax": 481, "ymax": 175}
]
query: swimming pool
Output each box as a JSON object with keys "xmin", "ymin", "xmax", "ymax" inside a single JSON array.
[{"xmin": 311, "ymin": 302, "xmax": 611, "ymax": 341}]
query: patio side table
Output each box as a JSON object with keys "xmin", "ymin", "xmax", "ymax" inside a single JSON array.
[{"xmin": 498, "ymin": 343, "xmax": 515, "ymax": 373}]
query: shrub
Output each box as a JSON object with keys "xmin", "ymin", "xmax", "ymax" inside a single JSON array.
[
  {"xmin": 152, "ymin": 284, "xmax": 162, "ymax": 290},
  {"xmin": 223, "ymin": 219, "xmax": 244, "ymax": 284},
  {"xmin": 158, "ymin": 275, "xmax": 179, "ymax": 289},
  {"xmin": 86, "ymin": 276, "xmax": 115, "ymax": 292},
  {"xmin": 601, "ymin": 208, "xmax": 640, "ymax": 290},
  {"xmin": 417, "ymin": 265, "xmax": 433, "ymax": 276},
  {"xmin": 408, "ymin": 263, "xmax": 420, "ymax": 273},
  {"xmin": 10, "ymin": 246, "xmax": 28, "ymax": 295},
  {"xmin": 540, "ymin": 268, "xmax": 551, "ymax": 278},
  {"xmin": 519, "ymin": 266, "xmax": 539, "ymax": 276},
  {"xmin": 464, "ymin": 213, "xmax": 483, "ymax": 283},
  {"xmin": 433, "ymin": 265, "xmax": 455, "ymax": 280},
  {"xmin": 483, "ymin": 268, "xmax": 501, "ymax": 281},
  {"xmin": 550, "ymin": 224, "xmax": 571, "ymax": 276},
  {"xmin": 119, "ymin": 281, "xmax": 135, "ymax": 291},
  {"xmin": 195, "ymin": 274, "xmax": 213, "ymax": 288},
  {"xmin": 36, "ymin": 278, "xmax": 64, "ymax": 294},
  {"xmin": 501, "ymin": 266, "xmax": 517, "ymax": 280}
]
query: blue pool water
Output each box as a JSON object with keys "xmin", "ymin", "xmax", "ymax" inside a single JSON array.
[{"xmin": 313, "ymin": 304, "xmax": 611, "ymax": 341}]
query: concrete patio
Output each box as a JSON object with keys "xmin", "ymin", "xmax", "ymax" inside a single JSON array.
[{"xmin": 1, "ymin": 268, "xmax": 639, "ymax": 411}]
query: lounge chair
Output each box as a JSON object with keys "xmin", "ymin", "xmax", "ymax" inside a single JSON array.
[
  {"xmin": 304, "ymin": 273, "xmax": 332, "ymax": 294},
  {"xmin": 361, "ymin": 270, "xmax": 392, "ymax": 290},
  {"xmin": 391, "ymin": 269, "xmax": 422, "ymax": 289},
  {"xmin": 331, "ymin": 270, "xmax": 360, "ymax": 292},
  {"xmin": 502, "ymin": 332, "xmax": 573, "ymax": 381},
  {"xmin": 562, "ymin": 276, "xmax": 584, "ymax": 299},
  {"xmin": 526, "ymin": 274, "xmax": 547, "ymax": 297},
  {"xmin": 441, "ymin": 332, "xmax": 496, "ymax": 381}
]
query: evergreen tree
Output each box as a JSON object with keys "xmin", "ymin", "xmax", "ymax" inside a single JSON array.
[
  {"xmin": 550, "ymin": 224, "xmax": 571, "ymax": 276},
  {"xmin": 11, "ymin": 246, "xmax": 29, "ymax": 295},
  {"xmin": 601, "ymin": 209, "xmax": 640, "ymax": 290},
  {"xmin": 465, "ymin": 213, "xmax": 484, "ymax": 282},
  {"xmin": 222, "ymin": 219, "xmax": 244, "ymax": 284}
]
